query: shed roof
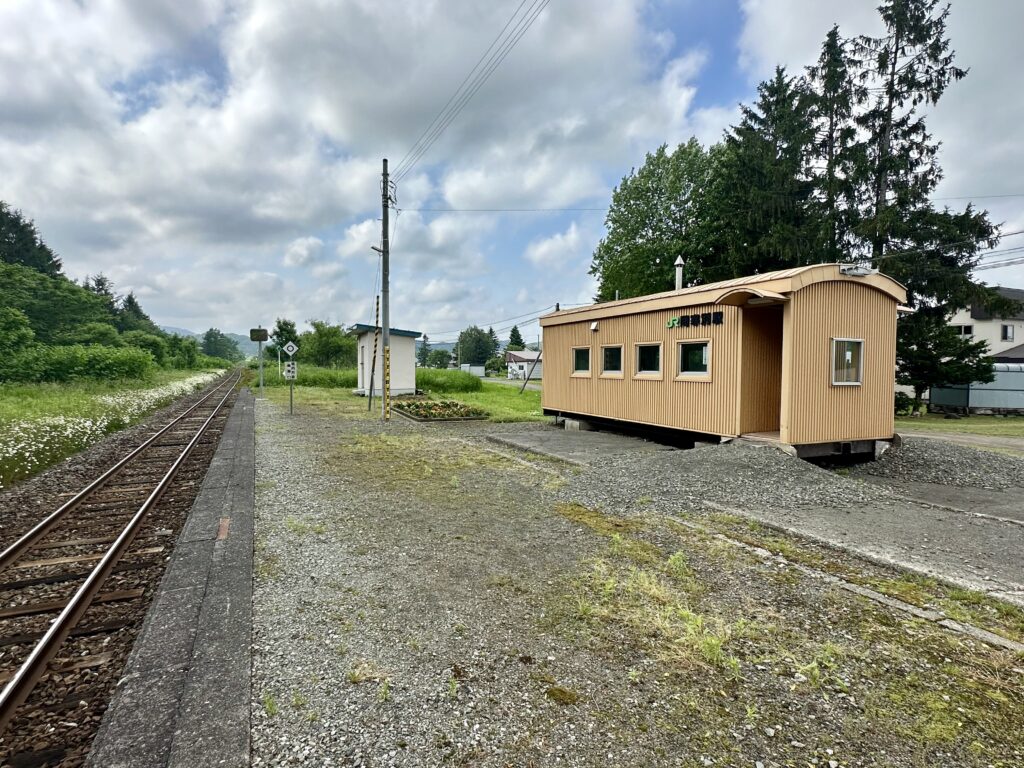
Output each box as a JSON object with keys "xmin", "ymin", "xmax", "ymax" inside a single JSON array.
[
  {"xmin": 506, "ymin": 350, "xmax": 541, "ymax": 363},
  {"xmin": 540, "ymin": 263, "xmax": 907, "ymax": 327},
  {"xmin": 970, "ymin": 286, "xmax": 1024, "ymax": 321},
  {"xmin": 348, "ymin": 324, "xmax": 422, "ymax": 338},
  {"xmin": 994, "ymin": 342, "xmax": 1024, "ymax": 363}
]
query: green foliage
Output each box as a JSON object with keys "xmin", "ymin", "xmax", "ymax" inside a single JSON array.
[
  {"xmin": 0, "ymin": 202, "xmax": 62, "ymax": 276},
  {"xmin": 894, "ymin": 391, "xmax": 913, "ymax": 415},
  {"xmin": 415, "ymin": 368, "xmax": 483, "ymax": 393},
  {"xmin": 587, "ymin": 0, "xmax": 998, "ymax": 394},
  {"xmin": 417, "ymin": 334, "xmax": 431, "ymax": 366},
  {"xmin": 116, "ymin": 292, "xmax": 162, "ymax": 335},
  {"xmin": 268, "ymin": 317, "xmax": 299, "ymax": 358},
  {"xmin": 455, "ymin": 325, "xmax": 494, "ymax": 365},
  {"xmin": 61, "ymin": 321, "xmax": 122, "ymax": 347},
  {"xmin": 507, "ymin": 325, "xmax": 525, "ymax": 351},
  {"xmin": 122, "ymin": 330, "xmax": 168, "ymax": 365},
  {"xmin": 297, "ymin": 321, "xmax": 356, "ymax": 368},
  {"xmin": 261, "ymin": 366, "xmax": 357, "ymax": 388},
  {"xmin": 896, "ymin": 311, "xmax": 994, "ymax": 408},
  {"xmin": 484, "ymin": 355, "xmax": 505, "ymax": 374},
  {"xmin": 0, "ymin": 307, "xmax": 36, "ymax": 356},
  {"xmin": 166, "ymin": 334, "xmax": 200, "ymax": 369},
  {"xmin": 202, "ymin": 328, "xmax": 243, "ymax": 361},
  {"xmin": 0, "ymin": 262, "xmax": 114, "ymax": 343},
  {"xmin": 426, "ymin": 348, "xmax": 451, "ymax": 369},
  {"xmin": 590, "ymin": 139, "xmax": 714, "ymax": 299},
  {"xmin": 1, "ymin": 345, "xmax": 154, "ymax": 383}
]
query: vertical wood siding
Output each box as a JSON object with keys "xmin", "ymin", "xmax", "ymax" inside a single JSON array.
[
  {"xmin": 784, "ymin": 282, "xmax": 897, "ymax": 443},
  {"xmin": 542, "ymin": 304, "xmax": 743, "ymax": 436},
  {"xmin": 739, "ymin": 305, "xmax": 783, "ymax": 434}
]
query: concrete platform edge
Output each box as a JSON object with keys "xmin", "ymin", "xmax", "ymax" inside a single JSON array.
[{"xmin": 86, "ymin": 388, "xmax": 255, "ymax": 768}]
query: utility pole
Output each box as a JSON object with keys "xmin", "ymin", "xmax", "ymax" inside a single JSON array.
[{"xmin": 381, "ymin": 158, "xmax": 392, "ymax": 421}]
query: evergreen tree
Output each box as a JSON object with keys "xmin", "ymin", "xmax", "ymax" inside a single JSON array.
[
  {"xmin": 201, "ymin": 328, "xmax": 243, "ymax": 361},
  {"xmin": 806, "ymin": 26, "xmax": 865, "ymax": 261},
  {"xmin": 853, "ymin": 0, "xmax": 999, "ymax": 400},
  {"xmin": 487, "ymin": 326, "xmax": 500, "ymax": 357},
  {"xmin": 116, "ymin": 292, "xmax": 161, "ymax": 335},
  {"xmin": 507, "ymin": 325, "xmax": 525, "ymax": 351},
  {"xmin": 0, "ymin": 202, "xmax": 63, "ymax": 276},
  {"xmin": 417, "ymin": 334, "xmax": 431, "ymax": 366},
  {"xmin": 83, "ymin": 274, "xmax": 119, "ymax": 319},
  {"xmin": 715, "ymin": 67, "xmax": 818, "ymax": 277}
]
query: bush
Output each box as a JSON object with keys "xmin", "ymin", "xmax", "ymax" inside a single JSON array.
[
  {"xmin": 261, "ymin": 365, "xmax": 357, "ymax": 388},
  {"xmin": 894, "ymin": 391, "xmax": 914, "ymax": 415},
  {"xmin": 122, "ymin": 330, "xmax": 168, "ymax": 365},
  {"xmin": 1, "ymin": 344, "xmax": 154, "ymax": 382},
  {"xmin": 416, "ymin": 368, "xmax": 482, "ymax": 393}
]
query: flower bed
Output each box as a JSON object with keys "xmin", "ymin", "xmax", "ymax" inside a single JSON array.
[
  {"xmin": 393, "ymin": 399, "xmax": 488, "ymax": 422},
  {"xmin": 0, "ymin": 371, "xmax": 223, "ymax": 490}
]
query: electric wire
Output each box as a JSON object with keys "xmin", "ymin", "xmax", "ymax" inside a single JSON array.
[{"xmin": 393, "ymin": 0, "xmax": 550, "ymax": 182}]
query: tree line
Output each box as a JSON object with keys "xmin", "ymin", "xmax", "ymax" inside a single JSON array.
[
  {"xmin": 0, "ymin": 202, "xmax": 241, "ymax": 380},
  {"xmin": 588, "ymin": 0, "xmax": 1019, "ymax": 406}
]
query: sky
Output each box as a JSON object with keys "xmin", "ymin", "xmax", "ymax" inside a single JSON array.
[{"xmin": 2, "ymin": 0, "xmax": 1022, "ymax": 345}]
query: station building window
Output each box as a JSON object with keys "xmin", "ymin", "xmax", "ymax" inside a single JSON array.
[
  {"xmin": 831, "ymin": 338, "xmax": 863, "ymax": 386},
  {"xmin": 677, "ymin": 341, "xmax": 710, "ymax": 377},
  {"xmin": 1002, "ymin": 324, "xmax": 1015, "ymax": 342},
  {"xmin": 572, "ymin": 347, "xmax": 591, "ymax": 376},
  {"xmin": 601, "ymin": 345, "xmax": 623, "ymax": 377},
  {"xmin": 635, "ymin": 343, "xmax": 662, "ymax": 377}
]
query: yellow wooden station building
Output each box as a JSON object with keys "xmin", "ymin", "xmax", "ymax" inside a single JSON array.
[{"xmin": 539, "ymin": 264, "xmax": 907, "ymax": 457}]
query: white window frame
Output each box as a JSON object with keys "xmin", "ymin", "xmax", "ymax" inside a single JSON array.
[
  {"xmin": 600, "ymin": 344, "xmax": 624, "ymax": 378},
  {"xmin": 1002, "ymin": 324, "xmax": 1015, "ymax": 342},
  {"xmin": 634, "ymin": 342, "xmax": 663, "ymax": 379},
  {"xmin": 571, "ymin": 346, "xmax": 591, "ymax": 377},
  {"xmin": 831, "ymin": 338, "xmax": 864, "ymax": 386},
  {"xmin": 676, "ymin": 339, "xmax": 711, "ymax": 380}
]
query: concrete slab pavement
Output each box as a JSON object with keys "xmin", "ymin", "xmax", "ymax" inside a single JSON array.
[{"xmin": 87, "ymin": 389, "xmax": 255, "ymax": 768}]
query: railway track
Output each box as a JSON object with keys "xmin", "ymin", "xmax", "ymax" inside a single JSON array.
[{"xmin": 0, "ymin": 372, "xmax": 242, "ymax": 767}]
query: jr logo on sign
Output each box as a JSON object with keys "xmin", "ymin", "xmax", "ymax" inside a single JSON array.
[{"xmin": 667, "ymin": 311, "xmax": 723, "ymax": 329}]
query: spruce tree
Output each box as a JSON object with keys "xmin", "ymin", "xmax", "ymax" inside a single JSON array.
[
  {"xmin": 507, "ymin": 325, "xmax": 525, "ymax": 351},
  {"xmin": 417, "ymin": 334, "xmax": 431, "ymax": 366},
  {"xmin": 0, "ymin": 202, "xmax": 63, "ymax": 276}
]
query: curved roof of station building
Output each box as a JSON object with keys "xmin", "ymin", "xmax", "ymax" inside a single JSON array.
[{"xmin": 540, "ymin": 263, "xmax": 907, "ymax": 326}]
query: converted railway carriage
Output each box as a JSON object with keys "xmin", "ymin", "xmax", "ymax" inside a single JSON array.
[{"xmin": 539, "ymin": 264, "xmax": 907, "ymax": 457}]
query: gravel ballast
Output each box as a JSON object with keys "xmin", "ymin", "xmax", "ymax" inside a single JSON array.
[{"xmin": 251, "ymin": 396, "xmax": 1024, "ymax": 767}]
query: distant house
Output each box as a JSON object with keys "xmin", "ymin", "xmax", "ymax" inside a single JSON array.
[
  {"xmin": 506, "ymin": 350, "xmax": 542, "ymax": 380},
  {"xmin": 348, "ymin": 324, "xmax": 421, "ymax": 396},
  {"xmin": 948, "ymin": 286, "xmax": 1024, "ymax": 361}
]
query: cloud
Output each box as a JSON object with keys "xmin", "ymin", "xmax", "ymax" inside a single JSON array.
[
  {"xmin": 524, "ymin": 222, "xmax": 583, "ymax": 268},
  {"xmin": 283, "ymin": 236, "xmax": 324, "ymax": 267}
]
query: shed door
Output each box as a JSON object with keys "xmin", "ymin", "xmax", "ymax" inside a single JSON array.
[{"xmin": 739, "ymin": 305, "xmax": 783, "ymax": 434}]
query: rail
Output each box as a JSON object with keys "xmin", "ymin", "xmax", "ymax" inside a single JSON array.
[{"xmin": 0, "ymin": 371, "xmax": 241, "ymax": 734}]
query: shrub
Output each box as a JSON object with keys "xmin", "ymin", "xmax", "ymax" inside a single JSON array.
[
  {"xmin": 60, "ymin": 321, "xmax": 122, "ymax": 347},
  {"xmin": 0, "ymin": 344, "xmax": 154, "ymax": 383},
  {"xmin": 894, "ymin": 391, "xmax": 913, "ymax": 415},
  {"xmin": 262, "ymin": 365, "xmax": 357, "ymax": 388},
  {"xmin": 0, "ymin": 307, "xmax": 35, "ymax": 355},
  {"xmin": 122, "ymin": 331, "xmax": 168, "ymax": 365},
  {"xmin": 415, "ymin": 368, "xmax": 482, "ymax": 393}
]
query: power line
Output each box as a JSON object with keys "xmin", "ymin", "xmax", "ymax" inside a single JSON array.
[
  {"xmin": 401, "ymin": 207, "xmax": 606, "ymax": 213},
  {"xmin": 424, "ymin": 304, "xmax": 555, "ymax": 338},
  {"xmin": 393, "ymin": 0, "xmax": 550, "ymax": 182},
  {"xmin": 392, "ymin": 0, "xmax": 530, "ymax": 180}
]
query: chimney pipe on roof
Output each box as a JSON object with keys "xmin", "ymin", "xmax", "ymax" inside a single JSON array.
[{"xmin": 674, "ymin": 256, "xmax": 685, "ymax": 290}]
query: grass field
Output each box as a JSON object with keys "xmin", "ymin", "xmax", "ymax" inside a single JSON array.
[
  {"xmin": 267, "ymin": 381, "xmax": 546, "ymax": 423},
  {"xmin": 896, "ymin": 413, "xmax": 1024, "ymax": 437},
  {"xmin": 0, "ymin": 370, "xmax": 224, "ymax": 489},
  {"xmin": 439, "ymin": 381, "xmax": 546, "ymax": 422}
]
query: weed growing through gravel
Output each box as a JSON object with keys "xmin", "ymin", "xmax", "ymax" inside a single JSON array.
[
  {"xmin": 261, "ymin": 692, "xmax": 279, "ymax": 717},
  {"xmin": 548, "ymin": 504, "xmax": 1024, "ymax": 765}
]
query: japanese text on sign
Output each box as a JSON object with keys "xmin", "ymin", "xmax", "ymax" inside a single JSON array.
[{"xmin": 666, "ymin": 311, "xmax": 723, "ymax": 329}]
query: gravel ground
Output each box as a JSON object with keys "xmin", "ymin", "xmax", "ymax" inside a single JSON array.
[
  {"xmin": 847, "ymin": 437, "xmax": 1024, "ymax": 489},
  {"xmin": 252, "ymin": 397, "xmax": 1023, "ymax": 767}
]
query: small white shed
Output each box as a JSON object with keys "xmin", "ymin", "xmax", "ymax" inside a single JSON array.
[
  {"xmin": 349, "ymin": 324, "xmax": 421, "ymax": 396},
  {"xmin": 506, "ymin": 350, "xmax": 542, "ymax": 380}
]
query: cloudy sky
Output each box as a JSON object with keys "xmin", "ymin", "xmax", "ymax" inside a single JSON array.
[{"xmin": 2, "ymin": 0, "xmax": 1021, "ymax": 343}]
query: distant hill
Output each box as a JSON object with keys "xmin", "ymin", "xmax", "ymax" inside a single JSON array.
[{"xmin": 159, "ymin": 326, "xmax": 260, "ymax": 357}]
